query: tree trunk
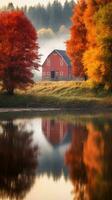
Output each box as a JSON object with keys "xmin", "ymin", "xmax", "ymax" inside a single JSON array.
[{"xmin": 7, "ymin": 88, "xmax": 14, "ymax": 95}]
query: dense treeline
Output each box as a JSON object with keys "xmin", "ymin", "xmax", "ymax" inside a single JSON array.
[
  {"xmin": 67, "ymin": 0, "xmax": 112, "ymax": 89},
  {"xmin": 26, "ymin": 0, "xmax": 75, "ymax": 31},
  {"xmin": 5, "ymin": 1, "xmax": 75, "ymax": 32}
]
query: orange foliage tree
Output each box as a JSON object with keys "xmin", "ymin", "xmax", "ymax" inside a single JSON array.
[
  {"xmin": 83, "ymin": 0, "xmax": 112, "ymax": 47},
  {"xmin": 83, "ymin": 1, "xmax": 112, "ymax": 88},
  {"xmin": 67, "ymin": 0, "xmax": 112, "ymax": 88},
  {"xmin": 66, "ymin": 0, "xmax": 87, "ymax": 78},
  {"xmin": 0, "ymin": 11, "xmax": 40, "ymax": 95}
]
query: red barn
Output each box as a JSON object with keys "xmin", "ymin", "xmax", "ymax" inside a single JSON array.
[{"xmin": 42, "ymin": 49, "xmax": 72, "ymax": 80}]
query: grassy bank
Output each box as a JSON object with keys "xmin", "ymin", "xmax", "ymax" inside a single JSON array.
[{"xmin": 0, "ymin": 81, "xmax": 112, "ymax": 112}]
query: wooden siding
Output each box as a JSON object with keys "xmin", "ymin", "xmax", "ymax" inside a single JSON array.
[{"xmin": 42, "ymin": 51, "xmax": 72, "ymax": 80}]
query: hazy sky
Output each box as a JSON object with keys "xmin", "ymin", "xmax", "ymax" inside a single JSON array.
[{"xmin": 0, "ymin": 0, "xmax": 73, "ymax": 8}]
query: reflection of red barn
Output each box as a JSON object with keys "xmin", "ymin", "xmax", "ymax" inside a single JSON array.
[{"xmin": 42, "ymin": 119, "xmax": 68, "ymax": 146}]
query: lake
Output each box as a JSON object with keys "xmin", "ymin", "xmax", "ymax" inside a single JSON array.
[{"xmin": 0, "ymin": 111, "xmax": 112, "ymax": 200}]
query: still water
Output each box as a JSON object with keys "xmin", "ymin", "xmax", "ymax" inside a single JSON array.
[{"xmin": 0, "ymin": 112, "xmax": 112, "ymax": 200}]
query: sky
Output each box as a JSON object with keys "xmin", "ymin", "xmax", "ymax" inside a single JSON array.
[{"xmin": 0, "ymin": 0, "xmax": 73, "ymax": 8}]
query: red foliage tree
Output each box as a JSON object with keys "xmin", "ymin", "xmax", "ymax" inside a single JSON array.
[
  {"xmin": 66, "ymin": 0, "xmax": 87, "ymax": 78},
  {"xmin": 0, "ymin": 11, "xmax": 39, "ymax": 95}
]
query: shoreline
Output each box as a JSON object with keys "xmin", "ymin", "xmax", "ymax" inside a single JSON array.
[
  {"xmin": 0, "ymin": 108, "xmax": 61, "ymax": 113},
  {"xmin": 0, "ymin": 105, "xmax": 112, "ymax": 121},
  {"xmin": 0, "ymin": 81, "xmax": 112, "ymax": 114},
  {"xmin": 0, "ymin": 103, "xmax": 112, "ymax": 114}
]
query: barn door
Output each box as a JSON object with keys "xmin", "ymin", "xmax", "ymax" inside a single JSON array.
[{"xmin": 51, "ymin": 71, "xmax": 55, "ymax": 79}]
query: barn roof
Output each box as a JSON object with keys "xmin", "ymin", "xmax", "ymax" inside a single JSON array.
[
  {"xmin": 55, "ymin": 49, "xmax": 71, "ymax": 66},
  {"xmin": 42, "ymin": 49, "xmax": 71, "ymax": 67}
]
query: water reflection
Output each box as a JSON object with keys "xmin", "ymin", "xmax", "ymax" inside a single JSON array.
[
  {"xmin": 0, "ymin": 114, "xmax": 112, "ymax": 200},
  {"xmin": 39, "ymin": 118, "xmax": 76, "ymax": 181},
  {"xmin": 65, "ymin": 124, "xmax": 88, "ymax": 199},
  {"xmin": 65, "ymin": 119, "xmax": 112, "ymax": 200},
  {"xmin": 42, "ymin": 119, "xmax": 71, "ymax": 146},
  {"xmin": 0, "ymin": 121, "xmax": 38, "ymax": 200}
]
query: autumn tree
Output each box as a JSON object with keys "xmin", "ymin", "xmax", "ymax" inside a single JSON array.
[
  {"xmin": 66, "ymin": 0, "xmax": 87, "ymax": 78},
  {"xmin": 83, "ymin": 1, "xmax": 112, "ymax": 88},
  {"xmin": 84, "ymin": 0, "xmax": 112, "ymax": 46},
  {"xmin": 0, "ymin": 11, "xmax": 39, "ymax": 95},
  {"xmin": 67, "ymin": 0, "xmax": 112, "ymax": 86}
]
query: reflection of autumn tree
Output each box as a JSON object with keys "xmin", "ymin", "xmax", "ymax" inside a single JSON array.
[
  {"xmin": 84, "ymin": 123, "xmax": 104, "ymax": 176},
  {"xmin": 65, "ymin": 124, "xmax": 88, "ymax": 200},
  {"xmin": 84, "ymin": 121, "xmax": 112, "ymax": 200},
  {"xmin": 0, "ymin": 121, "xmax": 38, "ymax": 200},
  {"xmin": 65, "ymin": 120, "xmax": 112, "ymax": 200}
]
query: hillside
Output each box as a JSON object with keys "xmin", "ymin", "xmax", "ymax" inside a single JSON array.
[{"xmin": 0, "ymin": 81, "xmax": 112, "ymax": 113}]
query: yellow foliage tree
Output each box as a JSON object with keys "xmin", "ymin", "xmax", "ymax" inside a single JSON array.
[
  {"xmin": 83, "ymin": 47, "xmax": 104, "ymax": 83},
  {"xmin": 83, "ymin": 2, "xmax": 112, "ymax": 88}
]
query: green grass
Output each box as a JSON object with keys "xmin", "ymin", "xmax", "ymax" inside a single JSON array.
[{"xmin": 0, "ymin": 81, "xmax": 112, "ymax": 112}]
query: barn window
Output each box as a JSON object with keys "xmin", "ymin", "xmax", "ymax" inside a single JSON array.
[
  {"xmin": 60, "ymin": 71, "xmax": 63, "ymax": 76},
  {"xmin": 53, "ymin": 53, "xmax": 57, "ymax": 56}
]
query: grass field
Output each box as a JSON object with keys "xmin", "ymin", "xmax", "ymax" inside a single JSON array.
[{"xmin": 0, "ymin": 81, "xmax": 112, "ymax": 112}]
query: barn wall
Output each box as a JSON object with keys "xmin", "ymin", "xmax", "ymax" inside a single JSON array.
[{"xmin": 42, "ymin": 52, "xmax": 71, "ymax": 80}]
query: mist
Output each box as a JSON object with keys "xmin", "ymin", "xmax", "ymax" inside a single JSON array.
[{"xmin": 34, "ymin": 26, "xmax": 70, "ymax": 79}]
